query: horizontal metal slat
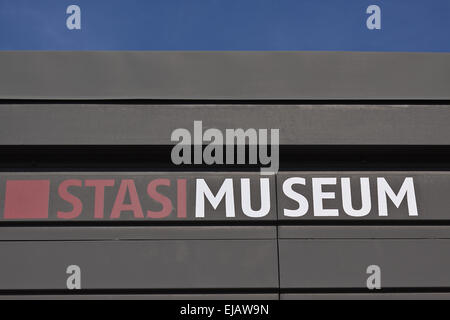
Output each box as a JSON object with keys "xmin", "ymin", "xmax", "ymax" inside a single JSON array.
[
  {"xmin": 0, "ymin": 104, "xmax": 449, "ymax": 145},
  {"xmin": 281, "ymin": 293, "xmax": 450, "ymax": 300},
  {"xmin": 0, "ymin": 226, "xmax": 276, "ymax": 240},
  {"xmin": 279, "ymin": 239, "xmax": 450, "ymax": 289},
  {"xmin": 0, "ymin": 240, "xmax": 278, "ymax": 290},
  {"xmin": 0, "ymin": 52, "xmax": 449, "ymax": 99}
]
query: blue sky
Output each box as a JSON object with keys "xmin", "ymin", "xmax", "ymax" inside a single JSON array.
[{"xmin": 0, "ymin": 0, "xmax": 449, "ymax": 51}]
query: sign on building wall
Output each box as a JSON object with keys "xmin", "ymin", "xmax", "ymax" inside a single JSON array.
[{"xmin": 0, "ymin": 172, "xmax": 448, "ymax": 221}]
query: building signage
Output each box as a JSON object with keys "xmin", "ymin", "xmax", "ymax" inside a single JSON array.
[
  {"xmin": 1, "ymin": 172, "xmax": 449, "ymax": 221},
  {"xmin": 0, "ymin": 173, "xmax": 276, "ymax": 221}
]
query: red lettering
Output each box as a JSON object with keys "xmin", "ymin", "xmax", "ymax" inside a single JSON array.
[
  {"xmin": 177, "ymin": 179, "xmax": 187, "ymax": 218},
  {"xmin": 110, "ymin": 179, "xmax": 144, "ymax": 219},
  {"xmin": 85, "ymin": 179, "xmax": 115, "ymax": 219},
  {"xmin": 57, "ymin": 179, "xmax": 82, "ymax": 219},
  {"xmin": 146, "ymin": 179, "xmax": 173, "ymax": 218}
]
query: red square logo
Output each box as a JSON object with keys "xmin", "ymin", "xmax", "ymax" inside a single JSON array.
[{"xmin": 4, "ymin": 180, "xmax": 50, "ymax": 219}]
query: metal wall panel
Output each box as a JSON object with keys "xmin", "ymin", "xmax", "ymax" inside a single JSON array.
[
  {"xmin": 0, "ymin": 104, "xmax": 450, "ymax": 145},
  {"xmin": 279, "ymin": 226, "xmax": 450, "ymax": 239},
  {"xmin": 0, "ymin": 294, "xmax": 278, "ymax": 300},
  {"xmin": 0, "ymin": 170, "xmax": 448, "ymax": 297},
  {"xmin": 281, "ymin": 293, "xmax": 450, "ymax": 300},
  {"xmin": 279, "ymin": 239, "xmax": 450, "ymax": 289},
  {"xmin": 0, "ymin": 52, "xmax": 449, "ymax": 99},
  {"xmin": 0, "ymin": 240, "xmax": 278, "ymax": 290},
  {"xmin": 0, "ymin": 226, "xmax": 275, "ymax": 241}
]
